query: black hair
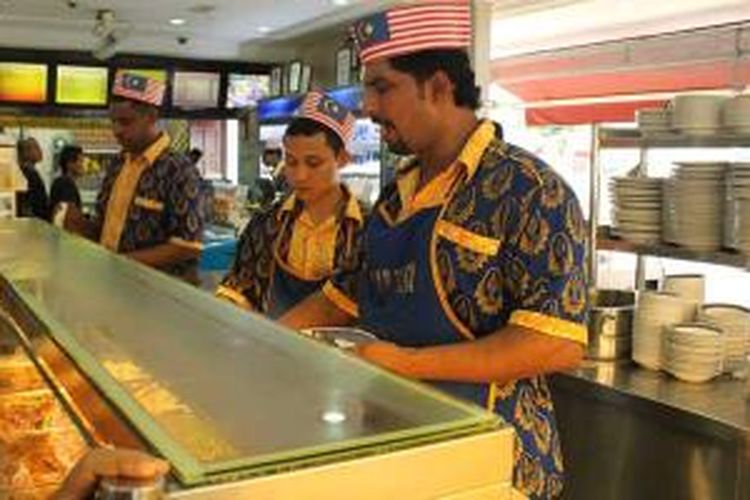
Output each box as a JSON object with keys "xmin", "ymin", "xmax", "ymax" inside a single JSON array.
[
  {"xmin": 388, "ymin": 49, "xmax": 481, "ymax": 111},
  {"xmin": 188, "ymin": 148, "xmax": 203, "ymax": 164},
  {"xmin": 284, "ymin": 117, "xmax": 345, "ymax": 154},
  {"xmin": 111, "ymin": 95, "xmax": 160, "ymax": 116},
  {"xmin": 58, "ymin": 145, "xmax": 83, "ymax": 175}
]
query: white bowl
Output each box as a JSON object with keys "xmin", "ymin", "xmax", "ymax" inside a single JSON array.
[{"xmin": 672, "ymin": 94, "xmax": 727, "ymax": 131}]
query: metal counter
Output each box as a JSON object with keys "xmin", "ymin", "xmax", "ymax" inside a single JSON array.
[{"xmin": 551, "ymin": 361, "xmax": 750, "ymax": 500}]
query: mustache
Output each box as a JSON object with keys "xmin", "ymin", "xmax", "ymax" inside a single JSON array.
[{"xmin": 371, "ymin": 117, "xmax": 394, "ymax": 128}]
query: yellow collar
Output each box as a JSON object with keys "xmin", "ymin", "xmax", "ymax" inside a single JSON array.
[
  {"xmin": 457, "ymin": 119, "xmax": 496, "ymax": 182},
  {"xmin": 280, "ymin": 184, "xmax": 363, "ymax": 225},
  {"xmin": 124, "ymin": 132, "xmax": 171, "ymax": 166},
  {"xmin": 396, "ymin": 120, "xmax": 496, "ymax": 210}
]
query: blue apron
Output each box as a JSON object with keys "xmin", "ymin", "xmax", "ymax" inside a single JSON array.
[
  {"xmin": 358, "ymin": 204, "xmax": 564, "ymax": 499},
  {"xmin": 357, "ymin": 206, "xmax": 490, "ymax": 405},
  {"xmin": 267, "ymin": 214, "xmax": 327, "ymax": 319}
]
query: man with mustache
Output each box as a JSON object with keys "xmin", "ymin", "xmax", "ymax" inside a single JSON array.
[{"xmin": 281, "ymin": 1, "xmax": 589, "ymax": 497}]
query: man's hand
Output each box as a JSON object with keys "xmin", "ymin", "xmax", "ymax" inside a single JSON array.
[
  {"xmin": 355, "ymin": 341, "xmax": 415, "ymax": 377},
  {"xmin": 54, "ymin": 447, "xmax": 169, "ymax": 500}
]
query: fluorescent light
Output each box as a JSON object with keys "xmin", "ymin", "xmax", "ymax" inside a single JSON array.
[
  {"xmin": 331, "ymin": 0, "xmax": 350, "ymax": 5},
  {"xmin": 321, "ymin": 410, "xmax": 347, "ymax": 424},
  {"xmin": 169, "ymin": 18, "xmax": 186, "ymax": 26},
  {"xmin": 257, "ymin": 26, "xmax": 272, "ymax": 34}
]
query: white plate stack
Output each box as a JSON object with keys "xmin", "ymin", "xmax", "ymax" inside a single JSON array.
[
  {"xmin": 699, "ymin": 304, "xmax": 750, "ymax": 376},
  {"xmin": 663, "ymin": 274, "xmax": 705, "ymax": 317},
  {"xmin": 633, "ymin": 291, "xmax": 695, "ymax": 370},
  {"xmin": 671, "ymin": 162, "xmax": 727, "ymax": 252},
  {"xmin": 722, "ymin": 94, "xmax": 750, "ymax": 135},
  {"xmin": 637, "ymin": 108, "xmax": 671, "ymax": 136},
  {"xmin": 671, "ymin": 94, "xmax": 726, "ymax": 136},
  {"xmin": 724, "ymin": 162, "xmax": 750, "ymax": 255},
  {"xmin": 663, "ymin": 323, "xmax": 724, "ymax": 383},
  {"xmin": 610, "ymin": 177, "xmax": 663, "ymax": 244},
  {"xmin": 661, "ymin": 179, "xmax": 678, "ymax": 244}
]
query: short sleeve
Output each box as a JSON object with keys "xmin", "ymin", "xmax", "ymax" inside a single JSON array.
[
  {"xmin": 506, "ymin": 171, "xmax": 589, "ymax": 345},
  {"xmin": 166, "ymin": 162, "xmax": 204, "ymax": 250},
  {"xmin": 216, "ymin": 209, "xmax": 277, "ymax": 312}
]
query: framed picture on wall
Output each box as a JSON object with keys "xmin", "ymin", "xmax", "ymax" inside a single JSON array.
[
  {"xmin": 336, "ymin": 47, "xmax": 352, "ymax": 86},
  {"xmin": 300, "ymin": 65, "xmax": 312, "ymax": 93},
  {"xmin": 288, "ymin": 61, "xmax": 303, "ymax": 94},
  {"xmin": 269, "ymin": 66, "xmax": 282, "ymax": 96}
]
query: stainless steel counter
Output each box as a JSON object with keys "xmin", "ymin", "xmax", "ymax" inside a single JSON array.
[{"xmin": 550, "ymin": 361, "xmax": 750, "ymax": 500}]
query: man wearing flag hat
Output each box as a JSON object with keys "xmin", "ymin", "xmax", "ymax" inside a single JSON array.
[
  {"xmin": 281, "ymin": 2, "xmax": 589, "ymax": 497},
  {"xmin": 64, "ymin": 70, "xmax": 204, "ymax": 280},
  {"xmin": 216, "ymin": 90, "xmax": 367, "ymax": 317}
]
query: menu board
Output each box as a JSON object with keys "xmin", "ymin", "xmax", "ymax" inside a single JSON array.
[
  {"xmin": 56, "ymin": 66, "xmax": 108, "ymax": 106},
  {"xmin": 173, "ymin": 71, "xmax": 220, "ymax": 109},
  {"xmin": 0, "ymin": 63, "xmax": 47, "ymax": 103},
  {"xmin": 226, "ymin": 74, "xmax": 269, "ymax": 109}
]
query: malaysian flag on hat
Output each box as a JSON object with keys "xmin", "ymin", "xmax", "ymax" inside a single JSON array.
[
  {"xmin": 351, "ymin": 0, "xmax": 471, "ymax": 64},
  {"xmin": 297, "ymin": 90, "xmax": 356, "ymax": 147},
  {"xmin": 112, "ymin": 70, "xmax": 166, "ymax": 107}
]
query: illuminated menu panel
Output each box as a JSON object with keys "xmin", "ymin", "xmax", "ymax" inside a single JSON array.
[
  {"xmin": 173, "ymin": 71, "xmax": 220, "ymax": 109},
  {"xmin": 56, "ymin": 66, "xmax": 109, "ymax": 106},
  {"xmin": 0, "ymin": 63, "xmax": 48, "ymax": 103},
  {"xmin": 226, "ymin": 74, "xmax": 269, "ymax": 109}
]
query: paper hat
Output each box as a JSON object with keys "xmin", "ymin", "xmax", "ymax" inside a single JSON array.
[
  {"xmin": 351, "ymin": 0, "xmax": 471, "ymax": 65},
  {"xmin": 296, "ymin": 90, "xmax": 356, "ymax": 147}
]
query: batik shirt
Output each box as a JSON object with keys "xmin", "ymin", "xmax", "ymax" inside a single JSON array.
[
  {"xmin": 217, "ymin": 186, "xmax": 366, "ymax": 312},
  {"xmin": 323, "ymin": 120, "xmax": 590, "ymax": 499},
  {"xmin": 95, "ymin": 133, "xmax": 204, "ymax": 275}
]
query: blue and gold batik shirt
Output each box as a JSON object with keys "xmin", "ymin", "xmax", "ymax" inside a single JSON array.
[
  {"xmin": 324, "ymin": 120, "xmax": 589, "ymax": 499},
  {"xmin": 217, "ymin": 185, "xmax": 366, "ymax": 313},
  {"xmin": 95, "ymin": 133, "xmax": 204, "ymax": 276}
]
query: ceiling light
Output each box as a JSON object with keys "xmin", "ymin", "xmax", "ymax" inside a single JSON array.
[
  {"xmin": 331, "ymin": 0, "xmax": 350, "ymax": 5},
  {"xmin": 257, "ymin": 26, "xmax": 272, "ymax": 34},
  {"xmin": 321, "ymin": 410, "xmax": 347, "ymax": 424},
  {"xmin": 169, "ymin": 18, "xmax": 186, "ymax": 26}
]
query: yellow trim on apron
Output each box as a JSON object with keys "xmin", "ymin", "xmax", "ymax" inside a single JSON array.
[
  {"xmin": 322, "ymin": 281, "xmax": 359, "ymax": 319},
  {"xmin": 428, "ymin": 171, "xmax": 476, "ymax": 341}
]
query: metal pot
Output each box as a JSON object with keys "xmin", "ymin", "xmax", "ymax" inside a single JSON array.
[{"xmin": 587, "ymin": 289, "xmax": 635, "ymax": 360}]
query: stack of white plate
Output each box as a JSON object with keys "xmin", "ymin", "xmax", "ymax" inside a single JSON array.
[
  {"xmin": 661, "ymin": 179, "xmax": 678, "ymax": 244},
  {"xmin": 633, "ymin": 291, "xmax": 695, "ymax": 370},
  {"xmin": 637, "ymin": 108, "xmax": 671, "ymax": 136},
  {"xmin": 699, "ymin": 304, "xmax": 750, "ymax": 376},
  {"xmin": 663, "ymin": 323, "xmax": 724, "ymax": 383},
  {"xmin": 610, "ymin": 177, "xmax": 663, "ymax": 244},
  {"xmin": 663, "ymin": 274, "xmax": 705, "ymax": 314},
  {"xmin": 670, "ymin": 162, "xmax": 727, "ymax": 252},
  {"xmin": 724, "ymin": 162, "xmax": 750, "ymax": 255},
  {"xmin": 722, "ymin": 94, "xmax": 750, "ymax": 135},
  {"xmin": 671, "ymin": 94, "xmax": 726, "ymax": 136}
]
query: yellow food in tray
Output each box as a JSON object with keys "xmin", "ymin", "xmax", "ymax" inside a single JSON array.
[
  {"xmin": 0, "ymin": 390, "xmax": 75, "ymax": 438},
  {"xmin": 101, "ymin": 359, "xmax": 240, "ymax": 463}
]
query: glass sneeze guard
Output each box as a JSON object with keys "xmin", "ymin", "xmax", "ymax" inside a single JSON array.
[{"xmin": 0, "ymin": 220, "xmax": 499, "ymax": 485}]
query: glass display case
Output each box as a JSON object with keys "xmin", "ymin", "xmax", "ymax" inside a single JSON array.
[{"xmin": 0, "ymin": 220, "xmax": 513, "ymax": 497}]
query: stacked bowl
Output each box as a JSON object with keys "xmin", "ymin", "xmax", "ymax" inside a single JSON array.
[
  {"xmin": 699, "ymin": 304, "xmax": 750, "ymax": 377},
  {"xmin": 632, "ymin": 291, "xmax": 695, "ymax": 370},
  {"xmin": 724, "ymin": 162, "xmax": 750, "ymax": 255},
  {"xmin": 663, "ymin": 323, "xmax": 724, "ymax": 383}
]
